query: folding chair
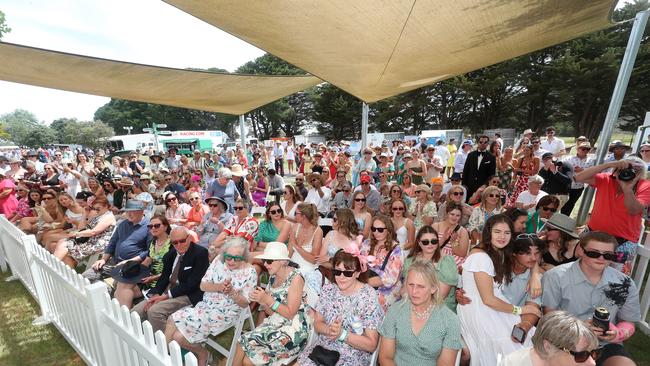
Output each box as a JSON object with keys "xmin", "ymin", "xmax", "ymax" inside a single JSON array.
[
  {"xmin": 205, "ymin": 307, "xmax": 255, "ymax": 366},
  {"xmin": 250, "ymin": 206, "xmax": 266, "ymax": 218}
]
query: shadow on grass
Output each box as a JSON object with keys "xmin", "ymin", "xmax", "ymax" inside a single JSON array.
[{"xmin": 0, "ymin": 271, "xmax": 83, "ymax": 366}]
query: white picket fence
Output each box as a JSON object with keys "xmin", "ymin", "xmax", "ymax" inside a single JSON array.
[
  {"xmin": 632, "ymin": 231, "xmax": 650, "ymax": 335},
  {"xmin": 0, "ymin": 215, "xmax": 197, "ymax": 366}
]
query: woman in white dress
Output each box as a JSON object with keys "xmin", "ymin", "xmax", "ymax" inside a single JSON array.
[
  {"xmin": 458, "ymin": 214, "xmax": 540, "ymax": 366},
  {"xmin": 286, "ymin": 141, "xmax": 296, "ymax": 175},
  {"xmin": 288, "ymin": 202, "xmax": 323, "ymax": 304},
  {"xmin": 389, "ymin": 197, "xmax": 415, "ymax": 251},
  {"xmin": 280, "ymin": 185, "xmax": 302, "ymax": 222}
]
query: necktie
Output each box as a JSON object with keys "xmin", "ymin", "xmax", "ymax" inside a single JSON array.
[{"xmin": 169, "ymin": 254, "xmax": 184, "ymax": 289}]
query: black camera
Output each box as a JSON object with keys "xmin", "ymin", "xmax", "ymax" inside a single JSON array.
[{"xmin": 617, "ymin": 165, "xmax": 637, "ymax": 182}]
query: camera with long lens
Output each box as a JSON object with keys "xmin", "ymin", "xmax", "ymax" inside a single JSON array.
[{"xmin": 617, "ymin": 165, "xmax": 637, "ymax": 182}]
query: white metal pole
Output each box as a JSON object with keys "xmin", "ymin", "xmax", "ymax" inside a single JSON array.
[
  {"xmin": 239, "ymin": 115, "xmax": 246, "ymax": 149},
  {"xmin": 576, "ymin": 10, "xmax": 649, "ymax": 225},
  {"xmin": 361, "ymin": 102, "xmax": 369, "ymax": 149}
]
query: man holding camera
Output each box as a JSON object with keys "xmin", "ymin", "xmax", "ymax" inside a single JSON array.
[
  {"xmin": 576, "ymin": 156, "xmax": 650, "ymax": 274},
  {"xmin": 542, "ymin": 231, "xmax": 641, "ymax": 366},
  {"xmin": 538, "ymin": 152, "xmax": 572, "ymax": 210}
]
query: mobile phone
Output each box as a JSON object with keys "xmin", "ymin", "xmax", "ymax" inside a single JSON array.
[{"xmin": 511, "ymin": 325, "xmax": 527, "ymax": 344}]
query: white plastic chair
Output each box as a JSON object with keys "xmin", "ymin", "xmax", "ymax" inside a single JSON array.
[
  {"xmin": 370, "ymin": 347, "xmax": 379, "ymax": 366},
  {"xmin": 204, "ymin": 307, "xmax": 255, "ymax": 366},
  {"xmin": 250, "ymin": 206, "xmax": 266, "ymax": 217},
  {"xmin": 318, "ymin": 217, "xmax": 333, "ymax": 227}
]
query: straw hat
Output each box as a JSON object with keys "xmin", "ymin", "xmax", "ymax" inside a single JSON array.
[
  {"xmin": 255, "ymin": 242, "xmax": 291, "ymax": 261},
  {"xmin": 608, "ymin": 140, "xmax": 632, "ymax": 153},
  {"xmin": 230, "ymin": 164, "xmax": 247, "ymax": 177}
]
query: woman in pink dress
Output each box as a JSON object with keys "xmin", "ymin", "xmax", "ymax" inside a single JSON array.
[
  {"xmin": 251, "ymin": 168, "xmax": 269, "ymax": 207},
  {"xmin": 0, "ymin": 171, "xmax": 19, "ymax": 217}
]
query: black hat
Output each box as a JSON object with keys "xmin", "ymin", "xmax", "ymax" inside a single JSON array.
[{"xmin": 110, "ymin": 260, "xmax": 151, "ymax": 284}]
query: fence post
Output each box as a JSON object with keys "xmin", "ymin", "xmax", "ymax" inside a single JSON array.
[
  {"xmin": 21, "ymin": 235, "xmax": 55, "ymax": 326},
  {"xmin": 86, "ymin": 281, "xmax": 115, "ymax": 366},
  {"xmin": 0, "ymin": 217, "xmax": 8, "ymax": 273}
]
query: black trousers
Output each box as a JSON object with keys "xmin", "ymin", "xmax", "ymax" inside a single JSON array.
[
  {"xmin": 561, "ymin": 187, "xmax": 584, "ymax": 216},
  {"xmin": 275, "ymin": 157, "xmax": 285, "ymax": 176}
]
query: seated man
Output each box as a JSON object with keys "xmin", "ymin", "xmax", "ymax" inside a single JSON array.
[
  {"xmin": 542, "ymin": 231, "xmax": 641, "ymax": 366},
  {"xmin": 132, "ymin": 226, "xmax": 209, "ymax": 333},
  {"xmin": 84, "ymin": 200, "xmax": 151, "ymax": 282}
]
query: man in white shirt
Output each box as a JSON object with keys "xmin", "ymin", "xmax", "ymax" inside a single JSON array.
[
  {"xmin": 434, "ymin": 140, "xmax": 451, "ymax": 175},
  {"xmin": 424, "ymin": 145, "xmax": 444, "ymax": 183},
  {"xmin": 561, "ymin": 141, "xmax": 594, "ymax": 216},
  {"xmin": 453, "ymin": 140, "xmax": 473, "ymax": 177},
  {"xmin": 304, "ymin": 172, "xmax": 331, "ymax": 217},
  {"xmin": 531, "ymin": 138, "xmax": 548, "ymax": 159},
  {"xmin": 494, "ymin": 132, "xmax": 504, "ymax": 152},
  {"xmin": 273, "ymin": 141, "xmax": 285, "ymax": 176},
  {"xmin": 540, "ymin": 126, "xmax": 566, "ymax": 157}
]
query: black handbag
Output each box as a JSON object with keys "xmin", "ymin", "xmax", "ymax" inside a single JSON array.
[{"xmin": 308, "ymin": 345, "xmax": 340, "ymax": 366}]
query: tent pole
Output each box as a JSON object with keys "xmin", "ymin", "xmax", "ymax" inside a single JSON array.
[
  {"xmin": 576, "ymin": 10, "xmax": 649, "ymax": 225},
  {"xmin": 361, "ymin": 102, "xmax": 369, "ymax": 149},
  {"xmin": 239, "ymin": 115, "xmax": 246, "ymax": 149}
]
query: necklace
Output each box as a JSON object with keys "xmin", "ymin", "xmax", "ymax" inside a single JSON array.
[{"xmin": 412, "ymin": 302, "xmax": 434, "ymax": 320}]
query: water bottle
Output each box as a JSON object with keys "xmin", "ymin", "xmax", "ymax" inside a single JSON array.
[{"xmin": 350, "ymin": 316, "xmax": 364, "ymax": 335}]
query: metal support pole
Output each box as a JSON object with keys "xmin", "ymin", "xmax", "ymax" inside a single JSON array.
[
  {"xmin": 361, "ymin": 102, "xmax": 369, "ymax": 149},
  {"xmin": 239, "ymin": 115, "xmax": 246, "ymax": 149},
  {"xmin": 576, "ymin": 10, "xmax": 649, "ymax": 225}
]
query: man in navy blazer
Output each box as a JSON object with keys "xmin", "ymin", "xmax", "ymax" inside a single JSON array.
[
  {"xmin": 132, "ymin": 226, "xmax": 209, "ymax": 333},
  {"xmin": 462, "ymin": 135, "xmax": 496, "ymax": 202}
]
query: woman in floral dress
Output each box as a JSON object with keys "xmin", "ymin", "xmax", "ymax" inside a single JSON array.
[
  {"xmin": 235, "ymin": 242, "xmax": 311, "ymax": 366},
  {"xmin": 508, "ymin": 144, "xmax": 539, "ymax": 207},
  {"xmin": 166, "ymin": 237, "xmax": 257, "ymax": 366}
]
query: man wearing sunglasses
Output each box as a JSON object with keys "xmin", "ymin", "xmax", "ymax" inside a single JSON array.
[
  {"xmin": 538, "ymin": 152, "xmax": 572, "ymax": 211},
  {"xmin": 542, "ymin": 231, "xmax": 641, "ymax": 366},
  {"xmin": 133, "ymin": 226, "xmax": 209, "ymax": 333},
  {"xmin": 462, "ymin": 135, "xmax": 496, "ymax": 202},
  {"xmin": 304, "ymin": 172, "xmax": 332, "ymax": 217}
]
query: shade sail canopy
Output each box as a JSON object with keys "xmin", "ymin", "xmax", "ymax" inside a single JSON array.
[
  {"xmin": 0, "ymin": 42, "xmax": 321, "ymax": 115},
  {"xmin": 165, "ymin": 0, "xmax": 617, "ymax": 102}
]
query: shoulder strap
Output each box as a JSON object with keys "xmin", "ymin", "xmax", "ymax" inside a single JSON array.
[
  {"xmin": 442, "ymin": 225, "xmax": 461, "ymax": 247},
  {"xmin": 380, "ymin": 245, "xmax": 394, "ymax": 271}
]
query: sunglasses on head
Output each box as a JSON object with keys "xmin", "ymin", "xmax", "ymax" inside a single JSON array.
[
  {"xmin": 561, "ymin": 348, "xmax": 598, "ymax": 363},
  {"xmin": 224, "ymin": 253, "xmax": 245, "ymax": 261},
  {"xmin": 516, "ymin": 233, "xmax": 538, "ymax": 240},
  {"xmin": 541, "ymin": 206, "xmax": 557, "ymax": 213},
  {"xmin": 371, "ymin": 226, "xmax": 386, "ymax": 233},
  {"xmin": 420, "ymin": 239, "xmax": 439, "ymax": 246},
  {"xmin": 147, "ymin": 223, "xmax": 162, "ymax": 229},
  {"xmin": 171, "ymin": 237, "xmax": 187, "ymax": 246},
  {"xmin": 234, "ymin": 206, "xmax": 245, "ymax": 211},
  {"xmin": 583, "ymin": 249, "xmax": 618, "ymax": 261},
  {"xmin": 333, "ymin": 269, "xmax": 356, "ymax": 277},
  {"xmin": 269, "ymin": 209, "xmax": 282, "ymax": 215}
]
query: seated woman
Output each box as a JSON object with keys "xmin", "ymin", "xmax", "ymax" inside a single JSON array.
[
  {"xmin": 389, "ymin": 198, "xmax": 416, "ymax": 251},
  {"xmin": 432, "ymin": 202, "xmax": 471, "ymax": 269},
  {"xmin": 211, "ymin": 198, "xmax": 259, "ymax": 257},
  {"xmin": 317, "ymin": 208, "xmax": 362, "ymax": 267},
  {"xmin": 467, "ymin": 186, "xmax": 504, "ymax": 245},
  {"xmin": 185, "ymin": 191, "xmax": 209, "ymax": 229},
  {"xmin": 539, "ymin": 213, "xmax": 579, "ymax": 272},
  {"xmin": 280, "ymin": 184, "xmax": 302, "ymax": 222},
  {"xmin": 166, "ymin": 237, "xmax": 257, "ymax": 366},
  {"xmin": 361, "ymin": 215, "xmax": 403, "ymax": 311},
  {"xmin": 436, "ymin": 185, "xmax": 473, "ymax": 226},
  {"xmin": 42, "ymin": 191, "xmax": 86, "ymax": 247},
  {"xmin": 195, "ymin": 196, "xmax": 233, "ymax": 249},
  {"xmin": 525, "ymin": 195, "xmax": 560, "ymax": 234},
  {"xmin": 254, "ymin": 202, "xmax": 292, "ymax": 250},
  {"xmin": 379, "ymin": 261, "xmax": 462, "ymax": 365},
  {"xmin": 19, "ymin": 189, "xmax": 64, "ymax": 234},
  {"xmin": 351, "ymin": 191, "xmax": 372, "ymax": 238},
  {"xmin": 458, "ymin": 215, "xmax": 540, "ymax": 366},
  {"xmin": 234, "ymin": 242, "xmax": 311, "ymax": 366},
  {"xmin": 113, "ymin": 215, "xmax": 171, "ymax": 308},
  {"xmin": 289, "ymin": 203, "xmax": 323, "ymax": 302},
  {"xmin": 51, "ymin": 197, "xmax": 116, "ymax": 268},
  {"xmin": 298, "ymin": 248, "xmax": 384, "ymax": 366},
  {"xmin": 163, "ymin": 191, "xmax": 191, "ymax": 227},
  {"xmin": 7, "ymin": 184, "xmax": 33, "ymax": 224},
  {"xmin": 402, "ymin": 226, "xmax": 459, "ymax": 312}
]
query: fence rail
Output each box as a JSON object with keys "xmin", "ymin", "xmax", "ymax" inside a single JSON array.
[{"xmin": 0, "ymin": 215, "xmax": 197, "ymax": 366}]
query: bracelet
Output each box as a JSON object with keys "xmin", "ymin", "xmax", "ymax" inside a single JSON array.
[
  {"xmin": 512, "ymin": 305, "xmax": 522, "ymax": 315},
  {"xmin": 338, "ymin": 329, "xmax": 348, "ymax": 342},
  {"xmin": 271, "ymin": 301, "xmax": 281, "ymax": 312}
]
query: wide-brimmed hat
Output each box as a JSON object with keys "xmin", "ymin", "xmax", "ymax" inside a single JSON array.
[
  {"xmin": 139, "ymin": 174, "xmax": 152, "ymax": 181},
  {"xmin": 255, "ymin": 242, "xmax": 291, "ymax": 261},
  {"xmin": 230, "ymin": 164, "xmax": 247, "ymax": 177},
  {"xmin": 205, "ymin": 196, "xmax": 229, "ymax": 210},
  {"xmin": 522, "ymin": 129, "xmax": 534, "ymax": 135},
  {"xmin": 110, "ymin": 260, "xmax": 151, "ymax": 284},
  {"xmin": 118, "ymin": 177, "xmax": 134, "ymax": 186},
  {"xmin": 609, "ymin": 140, "xmax": 632, "ymax": 152},
  {"xmin": 545, "ymin": 213, "xmax": 579, "ymax": 239},
  {"xmin": 123, "ymin": 200, "xmax": 146, "ymax": 212},
  {"xmin": 8, "ymin": 158, "xmax": 21, "ymax": 164},
  {"xmin": 577, "ymin": 142, "xmax": 592, "ymax": 150},
  {"xmin": 149, "ymin": 152, "xmax": 162, "ymax": 160}
]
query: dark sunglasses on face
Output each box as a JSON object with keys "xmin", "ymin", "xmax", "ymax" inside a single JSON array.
[
  {"xmin": 583, "ymin": 249, "xmax": 618, "ymax": 261},
  {"xmin": 579, "ymin": 147, "xmax": 591, "ymax": 151},
  {"xmin": 391, "ymin": 189, "xmax": 400, "ymax": 193},
  {"xmin": 541, "ymin": 206, "xmax": 557, "ymax": 213},
  {"xmin": 354, "ymin": 198, "xmax": 366, "ymax": 202},
  {"xmin": 262, "ymin": 259, "xmax": 275, "ymax": 265},
  {"xmin": 371, "ymin": 226, "xmax": 386, "ymax": 233},
  {"xmin": 296, "ymin": 178, "xmax": 303, "ymax": 181},
  {"xmin": 269, "ymin": 209, "xmax": 282, "ymax": 215},
  {"xmin": 420, "ymin": 239, "xmax": 439, "ymax": 246},
  {"xmin": 392, "ymin": 207, "xmax": 405, "ymax": 211},
  {"xmin": 43, "ymin": 197, "xmax": 54, "ymax": 201},
  {"xmin": 234, "ymin": 206, "xmax": 245, "ymax": 211},
  {"xmin": 561, "ymin": 348, "xmax": 598, "ymax": 363},
  {"xmin": 641, "ymin": 149, "xmax": 650, "ymax": 153},
  {"xmin": 333, "ymin": 269, "xmax": 356, "ymax": 277},
  {"xmin": 224, "ymin": 253, "xmax": 245, "ymax": 261},
  {"xmin": 148, "ymin": 223, "xmax": 162, "ymax": 229},
  {"xmin": 166, "ymin": 197, "xmax": 177, "ymax": 202},
  {"xmin": 171, "ymin": 237, "xmax": 187, "ymax": 246},
  {"xmin": 189, "ymin": 197, "xmax": 201, "ymax": 201},
  {"xmin": 451, "ymin": 191, "xmax": 463, "ymax": 196},
  {"xmin": 488, "ymin": 194, "xmax": 499, "ymax": 198}
]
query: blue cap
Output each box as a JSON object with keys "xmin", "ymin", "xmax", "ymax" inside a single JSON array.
[{"xmin": 463, "ymin": 140, "xmax": 474, "ymax": 146}]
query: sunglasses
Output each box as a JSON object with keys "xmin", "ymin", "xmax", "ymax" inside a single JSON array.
[
  {"xmin": 189, "ymin": 197, "xmax": 201, "ymax": 201},
  {"xmin": 371, "ymin": 226, "xmax": 386, "ymax": 233},
  {"xmin": 487, "ymin": 194, "xmax": 499, "ymax": 198},
  {"xmin": 516, "ymin": 233, "xmax": 538, "ymax": 240},
  {"xmin": 392, "ymin": 207, "xmax": 405, "ymax": 211},
  {"xmin": 541, "ymin": 206, "xmax": 557, "ymax": 213},
  {"xmin": 89, "ymin": 206, "xmax": 101, "ymax": 212},
  {"xmin": 269, "ymin": 209, "xmax": 282, "ymax": 215},
  {"xmin": 391, "ymin": 190, "xmax": 400, "ymax": 193},
  {"xmin": 295, "ymin": 179, "xmax": 303, "ymax": 181},
  {"xmin": 420, "ymin": 239, "xmax": 439, "ymax": 246},
  {"xmin": 583, "ymin": 249, "xmax": 618, "ymax": 261},
  {"xmin": 332, "ymin": 269, "xmax": 356, "ymax": 277},
  {"xmin": 234, "ymin": 206, "xmax": 245, "ymax": 211},
  {"xmin": 171, "ymin": 237, "xmax": 187, "ymax": 246},
  {"xmin": 166, "ymin": 197, "xmax": 177, "ymax": 202},
  {"xmin": 224, "ymin": 253, "xmax": 245, "ymax": 261},
  {"xmin": 361, "ymin": 182, "xmax": 369, "ymax": 185},
  {"xmin": 641, "ymin": 150, "xmax": 650, "ymax": 153},
  {"xmin": 43, "ymin": 197, "xmax": 54, "ymax": 201},
  {"xmin": 451, "ymin": 192, "xmax": 463, "ymax": 196},
  {"xmin": 354, "ymin": 198, "xmax": 366, "ymax": 202},
  {"xmin": 579, "ymin": 147, "xmax": 591, "ymax": 151},
  {"xmin": 262, "ymin": 259, "xmax": 275, "ymax": 265},
  {"xmin": 148, "ymin": 223, "xmax": 162, "ymax": 229},
  {"xmin": 561, "ymin": 347, "xmax": 598, "ymax": 363}
]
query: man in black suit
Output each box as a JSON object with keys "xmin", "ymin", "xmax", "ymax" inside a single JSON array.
[
  {"xmin": 132, "ymin": 226, "xmax": 209, "ymax": 333},
  {"xmin": 462, "ymin": 135, "xmax": 496, "ymax": 202}
]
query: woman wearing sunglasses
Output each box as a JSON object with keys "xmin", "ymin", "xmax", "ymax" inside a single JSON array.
[
  {"xmin": 436, "ymin": 185, "xmax": 473, "ymax": 226},
  {"xmin": 281, "ymin": 185, "xmax": 303, "ymax": 222},
  {"xmin": 458, "ymin": 215, "xmax": 540, "ymax": 365},
  {"xmin": 113, "ymin": 215, "xmax": 169, "ymax": 308},
  {"xmin": 468, "ymin": 185, "xmax": 504, "ymax": 245},
  {"xmin": 254, "ymin": 202, "xmax": 291, "ymax": 251},
  {"xmin": 298, "ymin": 248, "xmax": 383, "ymax": 366},
  {"xmin": 167, "ymin": 237, "xmax": 257, "ymax": 366},
  {"xmin": 163, "ymin": 191, "xmax": 190, "ymax": 227},
  {"xmin": 7, "ymin": 184, "xmax": 31, "ymax": 224},
  {"xmin": 234, "ymin": 242, "xmax": 310, "ymax": 366},
  {"xmin": 388, "ymin": 184, "xmax": 411, "ymax": 208},
  {"xmin": 500, "ymin": 310, "xmax": 598, "ymax": 366},
  {"xmin": 526, "ymin": 195, "xmax": 560, "ymax": 234},
  {"xmin": 185, "ymin": 192, "xmax": 209, "ymax": 230},
  {"xmin": 399, "ymin": 173, "xmax": 417, "ymax": 198},
  {"xmin": 390, "ymin": 198, "xmax": 415, "ymax": 251},
  {"xmin": 380, "ymin": 261, "xmax": 462, "ymax": 366},
  {"xmin": 409, "ymin": 184, "xmax": 437, "ymax": 231},
  {"xmin": 361, "ymin": 215, "xmax": 403, "ymax": 311},
  {"xmin": 539, "ymin": 213, "xmax": 579, "ymax": 272},
  {"xmin": 401, "ymin": 226, "xmax": 459, "ymax": 311},
  {"xmin": 351, "ymin": 191, "xmax": 372, "ymax": 238},
  {"xmin": 211, "ymin": 198, "xmax": 259, "ymax": 255},
  {"xmin": 19, "ymin": 189, "xmax": 64, "ymax": 234},
  {"xmin": 432, "ymin": 202, "xmax": 471, "ymax": 269}
]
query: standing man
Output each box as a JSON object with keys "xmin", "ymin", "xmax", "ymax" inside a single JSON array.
[
  {"xmin": 540, "ymin": 126, "xmax": 566, "ymax": 157},
  {"xmin": 454, "ymin": 140, "xmax": 473, "ymax": 179},
  {"xmin": 424, "ymin": 145, "xmax": 444, "ymax": 183},
  {"xmin": 304, "ymin": 172, "xmax": 331, "ymax": 217},
  {"xmin": 462, "ymin": 135, "xmax": 496, "ymax": 202},
  {"xmin": 164, "ymin": 147, "xmax": 180, "ymax": 171},
  {"xmin": 561, "ymin": 141, "xmax": 594, "ymax": 216},
  {"xmin": 605, "ymin": 141, "xmax": 631, "ymax": 163},
  {"xmin": 273, "ymin": 141, "xmax": 285, "ymax": 176},
  {"xmin": 538, "ymin": 152, "xmax": 572, "ymax": 210},
  {"xmin": 434, "ymin": 140, "xmax": 451, "ymax": 177},
  {"xmin": 494, "ymin": 132, "xmax": 504, "ymax": 152}
]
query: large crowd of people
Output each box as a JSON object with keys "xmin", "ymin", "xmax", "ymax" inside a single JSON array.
[{"xmin": 1, "ymin": 128, "xmax": 649, "ymax": 366}]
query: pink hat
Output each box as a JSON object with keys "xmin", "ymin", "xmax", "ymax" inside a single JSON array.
[{"xmin": 191, "ymin": 175, "xmax": 201, "ymax": 182}]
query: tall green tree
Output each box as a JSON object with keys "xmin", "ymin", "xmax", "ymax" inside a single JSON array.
[{"xmin": 312, "ymin": 84, "xmax": 362, "ymax": 140}]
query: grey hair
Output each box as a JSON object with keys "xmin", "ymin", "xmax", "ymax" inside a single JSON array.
[
  {"xmin": 528, "ymin": 175, "xmax": 545, "ymax": 186},
  {"xmin": 532, "ymin": 310, "xmax": 598, "ymax": 359},
  {"xmin": 624, "ymin": 156, "xmax": 648, "ymax": 178},
  {"xmin": 218, "ymin": 167, "xmax": 232, "ymax": 179},
  {"xmin": 220, "ymin": 236, "xmax": 250, "ymax": 263},
  {"xmin": 171, "ymin": 226, "xmax": 193, "ymax": 239}
]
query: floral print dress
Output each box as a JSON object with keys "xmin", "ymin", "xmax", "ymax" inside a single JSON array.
[
  {"xmin": 298, "ymin": 283, "xmax": 384, "ymax": 366},
  {"xmin": 409, "ymin": 200, "xmax": 437, "ymax": 231},
  {"xmin": 240, "ymin": 269, "xmax": 311, "ymax": 365},
  {"xmin": 360, "ymin": 240, "xmax": 403, "ymax": 311},
  {"xmin": 66, "ymin": 211, "xmax": 116, "ymax": 261},
  {"xmin": 171, "ymin": 260, "xmax": 257, "ymax": 344}
]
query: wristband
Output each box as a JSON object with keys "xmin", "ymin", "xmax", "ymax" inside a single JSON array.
[
  {"xmin": 512, "ymin": 305, "xmax": 522, "ymax": 315},
  {"xmin": 338, "ymin": 329, "xmax": 348, "ymax": 342},
  {"xmin": 271, "ymin": 301, "xmax": 280, "ymax": 312}
]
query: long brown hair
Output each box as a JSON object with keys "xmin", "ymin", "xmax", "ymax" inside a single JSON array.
[
  {"xmin": 408, "ymin": 226, "xmax": 441, "ymax": 262},
  {"xmin": 334, "ymin": 208, "xmax": 359, "ymax": 239},
  {"xmin": 480, "ymin": 214, "xmax": 514, "ymax": 284},
  {"xmin": 297, "ymin": 202, "xmax": 319, "ymax": 226},
  {"xmin": 369, "ymin": 215, "xmax": 397, "ymax": 256}
]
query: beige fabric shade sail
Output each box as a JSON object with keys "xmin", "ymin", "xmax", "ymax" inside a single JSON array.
[
  {"xmin": 165, "ymin": 0, "xmax": 617, "ymax": 102},
  {"xmin": 0, "ymin": 42, "xmax": 321, "ymax": 115}
]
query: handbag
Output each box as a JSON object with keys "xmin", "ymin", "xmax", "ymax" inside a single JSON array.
[{"xmin": 308, "ymin": 345, "xmax": 340, "ymax": 366}]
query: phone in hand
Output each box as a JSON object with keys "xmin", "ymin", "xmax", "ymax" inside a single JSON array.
[{"xmin": 511, "ymin": 325, "xmax": 527, "ymax": 344}]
